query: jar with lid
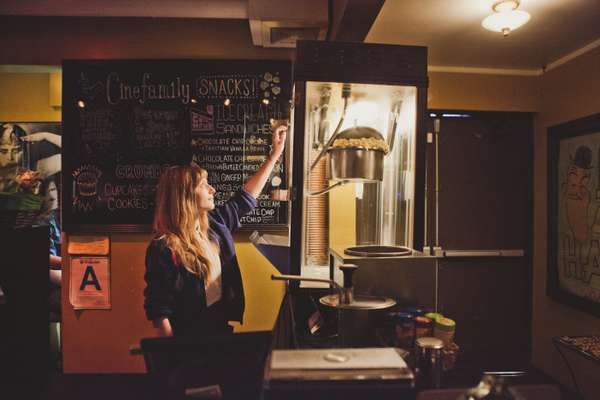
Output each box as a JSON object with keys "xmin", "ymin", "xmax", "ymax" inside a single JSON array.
[{"xmin": 415, "ymin": 337, "xmax": 444, "ymax": 389}]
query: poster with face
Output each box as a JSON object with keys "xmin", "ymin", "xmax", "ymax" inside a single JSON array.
[
  {"xmin": 555, "ymin": 130, "xmax": 600, "ymax": 311},
  {"xmin": 0, "ymin": 122, "xmax": 61, "ymax": 228}
]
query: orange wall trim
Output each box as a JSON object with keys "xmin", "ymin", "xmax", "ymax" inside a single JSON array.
[{"xmin": 61, "ymin": 233, "xmax": 286, "ymax": 373}]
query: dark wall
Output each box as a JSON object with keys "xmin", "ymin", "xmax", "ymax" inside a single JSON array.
[
  {"xmin": 0, "ymin": 226, "xmax": 49, "ymax": 396},
  {"xmin": 0, "ymin": 16, "xmax": 293, "ymax": 65}
]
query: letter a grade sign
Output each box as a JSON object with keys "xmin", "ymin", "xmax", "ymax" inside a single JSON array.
[{"xmin": 69, "ymin": 257, "xmax": 111, "ymax": 310}]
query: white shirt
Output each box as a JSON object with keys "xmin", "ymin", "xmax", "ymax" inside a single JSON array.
[
  {"xmin": 195, "ymin": 228, "xmax": 222, "ymax": 307},
  {"xmin": 204, "ymin": 243, "xmax": 222, "ymax": 307}
]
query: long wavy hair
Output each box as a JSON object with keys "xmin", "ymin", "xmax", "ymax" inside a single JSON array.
[{"xmin": 153, "ymin": 163, "xmax": 217, "ymax": 281}]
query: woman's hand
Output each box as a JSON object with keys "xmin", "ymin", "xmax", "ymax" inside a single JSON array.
[
  {"xmin": 243, "ymin": 119, "xmax": 289, "ymax": 199},
  {"xmin": 153, "ymin": 317, "xmax": 173, "ymax": 337},
  {"xmin": 270, "ymin": 120, "xmax": 288, "ymax": 161}
]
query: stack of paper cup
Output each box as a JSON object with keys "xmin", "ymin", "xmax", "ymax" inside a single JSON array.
[{"xmin": 433, "ymin": 317, "xmax": 456, "ymax": 345}]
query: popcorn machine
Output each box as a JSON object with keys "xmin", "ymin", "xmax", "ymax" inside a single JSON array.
[{"xmin": 288, "ymin": 41, "xmax": 429, "ymax": 278}]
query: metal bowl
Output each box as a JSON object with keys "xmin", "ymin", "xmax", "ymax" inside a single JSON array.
[
  {"xmin": 319, "ymin": 294, "xmax": 396, "ymax": 346},
  {"xmin": 319, "ymin": 294, "xmax": 397, "ymax": 310}
]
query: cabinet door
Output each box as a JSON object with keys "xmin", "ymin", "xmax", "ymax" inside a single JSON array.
[{"xmin": 438, "ymin": 258, "xmax": 531, "ymax": 369}]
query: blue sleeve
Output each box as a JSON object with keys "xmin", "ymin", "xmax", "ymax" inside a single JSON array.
[
  {"xmin": 209, "ymin": 187, "xmax": 257, "ymax": 233},
  {"xmin": 143, "ymin": 240, "xmax": 177, "ymax": 321},
  {"xmin": 48, "ymin": 213, "xmax": 61, "ymax": 257}
]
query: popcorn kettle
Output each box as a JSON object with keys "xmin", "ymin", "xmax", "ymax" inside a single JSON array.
[
  {"xmin": 307, "ymin": 83, "xmax": 400, "ymax": 196},
  {"xmin": 326, "ymin": 126, "xmax": 389, "ymax": 182}
]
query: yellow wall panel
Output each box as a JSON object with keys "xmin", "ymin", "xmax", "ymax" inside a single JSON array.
[
  {"xmin": 330, "ymin": 182, "xmax": 357, "ymax": 247},
  {"xmin": 0, "ymin": 73, "xmax": 61, "ymax": 121},
  {"xmin": 49, "ymin": 72, "xmax": 62, "ymax": 107},
  {"xmin": 429, "ymin": 71, "xmax": 540, "ymax": 112},
  {"xmin": 230, "ymin": 237, "xmax": 287, "ymax": 333}
]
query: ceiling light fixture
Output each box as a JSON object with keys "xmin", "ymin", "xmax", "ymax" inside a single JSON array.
[{"xmin": 482, "ymin": 0, "xmax": 531, "ymax": 37}]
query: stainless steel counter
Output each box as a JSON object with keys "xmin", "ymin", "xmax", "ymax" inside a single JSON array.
[{"xmin": 329, "ymin": 245, "xmax": 437, "ymax": 309}]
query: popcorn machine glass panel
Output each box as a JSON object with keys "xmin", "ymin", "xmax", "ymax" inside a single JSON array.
[{"xmin": 301, "ymin": 81, "xmax": 418, "ymax": 269}]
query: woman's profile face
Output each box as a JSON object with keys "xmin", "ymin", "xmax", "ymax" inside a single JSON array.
[{"xmin": 195, "ymin": 175, "xmax": 216, "ymax": 211}]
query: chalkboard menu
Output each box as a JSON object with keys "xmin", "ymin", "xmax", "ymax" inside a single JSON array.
[{"xmin": 62, "ymin": 60, "xmax": 291, "ymax": 232}]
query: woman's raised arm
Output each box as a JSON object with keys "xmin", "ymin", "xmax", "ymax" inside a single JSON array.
[{"xmin": 243, "ymin": 121, "xmax": 287, "ymax": 199}]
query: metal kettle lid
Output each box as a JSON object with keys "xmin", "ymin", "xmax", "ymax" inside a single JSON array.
[
  {"xmin": 333, "ymin": 126, "xmax": 384, "ymax": 140},
  {"xmin": 319, "ymin": 294, "xmax": 396, "ymax": 310}
]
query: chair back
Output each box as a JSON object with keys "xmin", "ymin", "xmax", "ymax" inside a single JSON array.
[{"xmin": 140, "ymin": 331, "xmax": 272, "ymax": 400}]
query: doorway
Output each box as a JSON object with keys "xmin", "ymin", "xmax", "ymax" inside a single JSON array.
[{"xmin": 430, "ymin": 110, "xmax": 533, "ymax": 369}]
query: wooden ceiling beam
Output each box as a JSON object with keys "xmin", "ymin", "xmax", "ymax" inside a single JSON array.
[{"xmin": 328, "ymin": 0, "xmax": 385, "ymax": 42}]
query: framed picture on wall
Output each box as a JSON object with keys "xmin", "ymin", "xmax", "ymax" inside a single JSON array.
[
  {"xmin": 0, "ymin": 122, "xmax": 62, "ymax": 229},
  {"xmin": 548, "ymin": 113, "xmax": 600, "ymax": 317}
]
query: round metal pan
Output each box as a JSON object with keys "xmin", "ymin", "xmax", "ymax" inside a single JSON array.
[{"xmin": 344, "ymin": 245, "xmax": 412, "ymax": 257}]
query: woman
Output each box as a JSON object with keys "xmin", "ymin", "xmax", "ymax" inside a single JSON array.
[
  {"xmin": 144, "ymin": 122, "xmax": 287, "ymax": 337},
  {"xmin": 42, "ymin": 180, "xmax": 62, "ymax": 322}
]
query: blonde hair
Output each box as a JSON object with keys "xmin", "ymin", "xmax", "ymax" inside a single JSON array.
[{"xmin": 153, "ymin": 163, "xmax": 217, "ymax": 280}]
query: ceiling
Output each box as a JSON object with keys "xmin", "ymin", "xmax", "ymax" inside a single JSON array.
[
  {"xmin": 0, "ymin": 0, "xmax": 249, "ymax": 19},
  {"xmin": 367, "ymin": 0, "xmax": 600, "ymax": 71},
  {"xmin": 1, "ymin": 0, "xmax": 599, "ymax": 72}
]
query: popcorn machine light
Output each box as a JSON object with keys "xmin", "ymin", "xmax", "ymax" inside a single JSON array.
[{"xmin": 289, "ymin": 41, "xmax": 429, "ymax": 277}]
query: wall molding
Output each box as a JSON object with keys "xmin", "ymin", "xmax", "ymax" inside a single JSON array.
[
  {"xmin": 1, "ymin": 36, "xmax": 599, "ymax": 78},
  {"xmin": 545, "ymin": 37, "xmax": 600, "ymax": 72},
  {"xmin": 428, "ymin": 65, "xmax": 542, "ymax": 77},
  {"xmin": 430, "ymin": 36, "xmax": 600, "ymax": 77},
  {"xmin": 0, "ymin": 65, "xmax": 61, "ymax": 73}
]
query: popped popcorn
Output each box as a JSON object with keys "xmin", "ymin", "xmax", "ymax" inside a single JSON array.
[{"xmin": 330, "ymin": 137, "xmax": 390, "ymax": 154}]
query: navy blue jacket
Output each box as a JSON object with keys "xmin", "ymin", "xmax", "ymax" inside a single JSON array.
[{"xmin": 143, "ymin": 188, "xmax": 257, "ymax": 335}]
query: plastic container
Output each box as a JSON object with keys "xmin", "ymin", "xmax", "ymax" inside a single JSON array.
[
  {"xmin": 434, "ymin": 317, "xmax": 456, "ymax": 345},
  {"xmin": 403, "ymin": 306, "xmax": 427, "ymax": 316},
  {"xmin": 391, "ymin": 312, "xmax": 415, "ymax": 350},
  {"xmin": 415, "ymin": 316, "xmax": 433, "ymax": 339},
  {"xmin": 424, "ymin": 312, "xmax": 443, "ymax": 322}
]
